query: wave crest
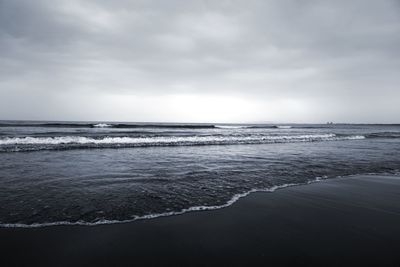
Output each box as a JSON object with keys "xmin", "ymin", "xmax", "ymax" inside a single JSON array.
[
  {"xmin": 0, "ymin": 134, "xmax": 365, "ymax": 152},
  {"xmin": 93, "ymin": 123, "xmax": 112, "ymax": 128}
]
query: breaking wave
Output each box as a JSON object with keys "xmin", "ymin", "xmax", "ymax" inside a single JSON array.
[
  {"xmin": 0, "ymin": 134, "xmax": 366, "ymax": 152},
  {"xmin": 93, "ymin": 123, "xmax": 112, "ymax": 128}
]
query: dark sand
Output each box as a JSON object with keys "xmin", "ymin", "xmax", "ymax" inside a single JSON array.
[{"xmin": 1, "ymin": 175, "xmax": 400, "ymax": 267}]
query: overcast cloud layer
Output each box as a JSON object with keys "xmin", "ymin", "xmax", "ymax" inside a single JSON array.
[{"xmin": 0, "ymin": 0, "xmax": 399, "ymax": 123}]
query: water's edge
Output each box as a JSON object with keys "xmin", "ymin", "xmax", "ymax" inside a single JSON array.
[{"xmin": 1, "ymin": 172, "xmax": 397, "ymax": 229}]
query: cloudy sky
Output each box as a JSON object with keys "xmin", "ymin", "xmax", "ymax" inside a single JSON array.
[{"xmin": 1, "ymin": 0, "xmax": 399, "ymax": 123}]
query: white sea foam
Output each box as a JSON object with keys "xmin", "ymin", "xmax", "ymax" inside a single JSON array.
[
  {"xmin": 93, "ymin": 123, "xmax": 112, "ymax": 128},
  {"xmin": 276, "ymin": 125, "xmax": 292, "ymax": 129},
  {"xmin": 0, "ymin": 134, "xmax": 365, "ymax": 146}
]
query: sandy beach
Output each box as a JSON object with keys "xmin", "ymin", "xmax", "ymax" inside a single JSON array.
[{"xmin": 1, "ymin": 175, "xmax": 400, "ymax": 266}]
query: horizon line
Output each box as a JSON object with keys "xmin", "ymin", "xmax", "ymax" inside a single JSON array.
[{"xmin": 0, "ymin": 119, "xmax": 399, "ymax": 125}]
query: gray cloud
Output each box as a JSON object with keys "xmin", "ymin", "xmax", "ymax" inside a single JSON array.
[{"xmin": 0, "ymin": 0, "xmax": 399, "ymax": 122}]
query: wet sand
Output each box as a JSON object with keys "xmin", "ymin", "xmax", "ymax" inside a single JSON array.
[{"xmin": 1, "ymin": 175, "xmax": 400, "ymax": 266}]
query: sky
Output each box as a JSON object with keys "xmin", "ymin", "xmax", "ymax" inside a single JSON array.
[{"xmin": 0, "ymin": 0, "xmax": 399, "ymax": 123}]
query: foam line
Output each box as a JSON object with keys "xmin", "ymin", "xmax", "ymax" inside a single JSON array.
[
  {"xmin": 0, "ymin": 134, "xmax": 365, "ymax": 146},
  {"xmin": 0, "ymin": 176, "xmax": 336, "ymax": 228}
]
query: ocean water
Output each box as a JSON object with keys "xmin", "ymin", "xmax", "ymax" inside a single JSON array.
[{"xmin": 0, "ymin": 121, "xmax": 399, "ymax": 227}]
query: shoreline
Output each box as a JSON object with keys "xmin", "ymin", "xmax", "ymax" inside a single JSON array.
[
  {"xmin": 1, "ymin": 174, "xmax": 400, "ymax": 266},
  {"xmin": 0, "ymin": 181, "xmax": 301, "ymax": 228},
  {"xmin": 1, "ymin": 173, "xmax": 397, "ymax": 229}
]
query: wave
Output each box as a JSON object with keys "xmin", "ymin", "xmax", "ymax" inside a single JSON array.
[
  {"xmin": 0, "ymin": 178, "xmax": 323, "ymax": 228},
  {"xmin": 0, "ymin": 134, "xmax": 366, "ymax": 152},
  {"xmin": 0, "ymin": 122, "xmax": 216, "ymax": 129},
  {"xmin": 0, "ymin": 122, "xmax": 94, "ymax": 128},
  {"xmin": 3, "ymin": 171, "xmax": 397, "ymax": 228},
  {"xmin": 366, "ymin": 132, "xmax": 400, "ymax": 139},
  {"xmin": 215, "ymin": 125, "xmax": 250, "ymax": 129},
  {"xmin": 247, "ymin": 125, "xmax": 319, "ymax": 129},
  {"xmin": 0, "ymin": 122, "xmax": 335, "ymax": 130},
  {"xmin": 215, "ymin": 125, "xmax": 291, "ymax": 129},
  {"xmin": 109, "ymin": 124, "xmax": 216, "ymax": 129},
  {"xmin": 93, "ymin": 123, "xmax": 112, "ymax": 128}
]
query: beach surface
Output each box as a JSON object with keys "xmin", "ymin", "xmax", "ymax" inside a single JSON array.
[{"xmin": 1, "ymin": 175, "xmax": 400, "ymax": 266}]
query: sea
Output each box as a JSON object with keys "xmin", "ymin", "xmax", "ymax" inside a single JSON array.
[{"xmin": 1, "ymin": 120, "xmax": 399, "ymax": 227}]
